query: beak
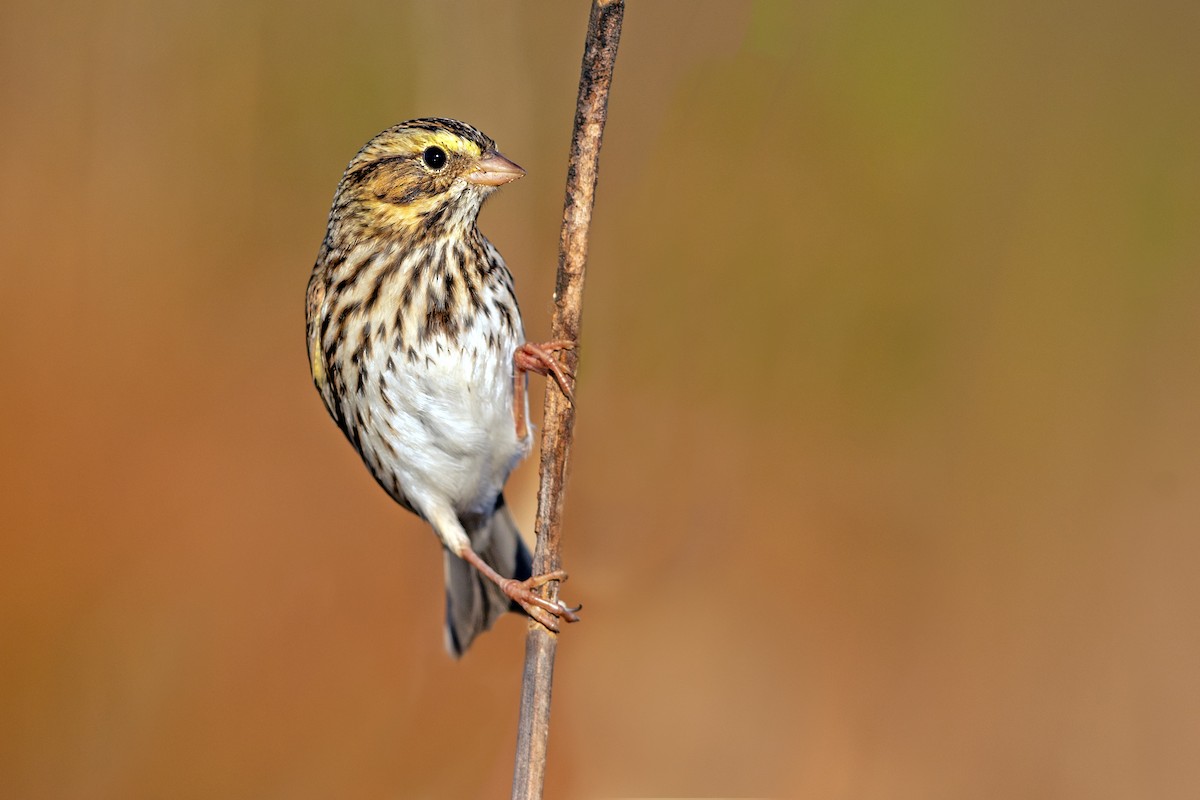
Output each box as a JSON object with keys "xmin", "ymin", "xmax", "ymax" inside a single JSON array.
[{"xmin": 464, "ymin": 150, "xmax": 526, "ymax": 187}]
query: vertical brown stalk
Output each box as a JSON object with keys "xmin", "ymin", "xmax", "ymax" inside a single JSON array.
[{"xmin": 510, "ymin": 2, "xmax": 624, "ymax": 799}]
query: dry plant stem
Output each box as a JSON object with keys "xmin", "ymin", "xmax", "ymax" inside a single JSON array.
[{"xmin": 510, "ymin": 2, "xmax": 624, "ymax": 800}]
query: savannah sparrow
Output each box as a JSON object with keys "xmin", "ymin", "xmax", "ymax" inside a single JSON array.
[{"xmin": 306, "ymin": 118, "xmax": 579, "ymax": 656}]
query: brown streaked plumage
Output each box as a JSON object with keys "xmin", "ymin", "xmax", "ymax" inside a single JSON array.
[{"xmin": 306, "ymin": 118, "xmax": 578, "ymax": 656}]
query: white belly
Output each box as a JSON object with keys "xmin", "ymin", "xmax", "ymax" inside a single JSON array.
[{"xmin": 353, "ymin": 325, "xmax": 530, "ymax": 519}]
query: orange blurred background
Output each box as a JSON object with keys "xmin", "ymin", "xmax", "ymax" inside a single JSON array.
[{"xmin": 3, "ymin": 1, "xmax": 1199, "ymax": 797}]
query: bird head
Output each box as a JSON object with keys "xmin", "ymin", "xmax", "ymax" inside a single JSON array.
[{"xmin": 332, "ymin": 118, "xmax": 525, "ymax": 240}]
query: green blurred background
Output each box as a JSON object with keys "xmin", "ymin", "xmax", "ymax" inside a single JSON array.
[{"xmin": 3, "ymin": 0, "xmax": 1199, "ymax": 797}]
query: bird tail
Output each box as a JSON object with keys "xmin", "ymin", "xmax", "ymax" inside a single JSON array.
[{"xmin": 443, "ymin": 496, "xmax": 532, "ymax": 657}]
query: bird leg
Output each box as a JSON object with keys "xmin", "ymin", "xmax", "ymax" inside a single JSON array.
[
  {"xmin": 513, "ymin": 340, "xmax": 576, "ymax": 440},
  {"xmin": 459, "ymin": 547, "xmax": 582, "ymax": 631}
]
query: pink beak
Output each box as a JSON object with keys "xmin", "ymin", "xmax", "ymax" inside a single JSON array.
[{"xmin": 464, "ymin": 151, "xmax": 526, "ymax": 187}]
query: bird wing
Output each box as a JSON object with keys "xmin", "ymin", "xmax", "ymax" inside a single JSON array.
[{"xmin": 305, "ymin": 266, "xmax": 335, "ymax": 412}]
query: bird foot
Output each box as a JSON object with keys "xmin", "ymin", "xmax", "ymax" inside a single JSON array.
[
  {"xmin": 513, "ymin": 340, "xmax": 577, "ymax": 439},
  {"xmin": 501, "ymin": 570, "xmax": 582, "ymax": 632},
  {"xmin": 459, "ymin": 548, "xmax": 582, "ymax": 633}
]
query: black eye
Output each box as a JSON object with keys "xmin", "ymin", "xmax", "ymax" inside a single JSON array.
[{"xmin": 423, "ymin": 146, "xmax": 447, "ymax": 170}]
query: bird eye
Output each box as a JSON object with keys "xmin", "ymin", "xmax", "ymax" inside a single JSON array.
[{"xmin": 423, "ymin": 146, "xmax": 447, "ymax": 170}]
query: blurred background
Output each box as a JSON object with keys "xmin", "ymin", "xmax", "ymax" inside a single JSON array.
[{"xmin": 2, "ymin": 0, "xmax": 1199, "ymax": 797}]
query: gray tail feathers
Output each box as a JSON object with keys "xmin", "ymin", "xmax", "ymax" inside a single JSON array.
[{"xmin": 443, "ymin": 496, "xmax": 532, "ymax": 657}]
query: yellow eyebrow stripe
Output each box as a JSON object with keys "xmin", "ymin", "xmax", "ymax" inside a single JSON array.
[{"xmin": 415, "ymin": 130, "xmax": 484, "ymax": 158}]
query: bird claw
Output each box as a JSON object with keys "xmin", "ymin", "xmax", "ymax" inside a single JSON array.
[
  {"xmin": 502, "ymin": 569, "xmax": 581, "ymax": 631},
  {"xmin": 515, "ymin": 341, "xmax": 576, "ymax": 399},
  {"xmin": 513, "ymin": 340, "xmax": 577, "ymax": 439}
]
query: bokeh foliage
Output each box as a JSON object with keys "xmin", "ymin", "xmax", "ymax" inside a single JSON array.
[{"xmin": 2, "ymin": 0, "xmax": 1198, "ymax": 797}]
